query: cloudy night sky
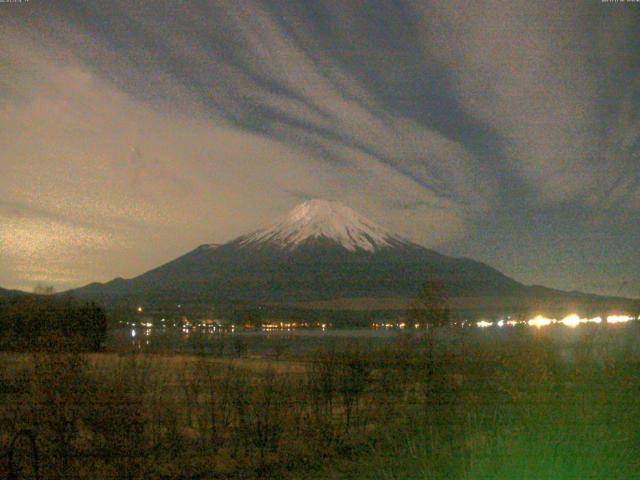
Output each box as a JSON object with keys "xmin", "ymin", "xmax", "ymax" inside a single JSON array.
[{"xmin": 1, "ymin": 1, "xmax": 638, "ymax": 297}]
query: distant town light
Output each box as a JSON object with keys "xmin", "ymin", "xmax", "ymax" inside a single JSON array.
[
  {"xmin": 528, "ymin": 315, "xmax": 554, "ymax": 328},
  {"xmin": 559, "ymin": 314, "xmax": 581, "ymax": 328},
  {"xmin": 137, "ymin": 306, "xmax": 143, "ymax": 313},
  {"xmin": 557, "ymin": 314, "xmax": 602, "ymax": 327},
  {"xmin": 607, "ymin": 315, "xmax": 633, "ymax": 324},
  {"xmin": 476, "ymin": 320, "xmax": 493, "ymax": 328}
]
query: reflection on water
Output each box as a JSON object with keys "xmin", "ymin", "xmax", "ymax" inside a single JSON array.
[{"xmin": 107, "ymin": 319, "xmax": 640, "ymax": 360}]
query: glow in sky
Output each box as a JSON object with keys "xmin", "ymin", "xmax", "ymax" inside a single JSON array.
[{"xmin": 1, "ymin": 1, "xmax": 638, "ymax": 295}]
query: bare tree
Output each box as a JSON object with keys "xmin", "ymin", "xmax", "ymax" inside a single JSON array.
[
  {"xmin": 406, "ymin": 280, "xmax": 450, "ymax": 330},
  {"xmin": 406, "ymin": 280, "xmax": 450, "ymax": 404},
  {"xmin": 32, "ymin": 285, "xmax": 56, "ymax": 296}
]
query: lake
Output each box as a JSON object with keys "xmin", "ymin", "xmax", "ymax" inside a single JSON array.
[{"xmin": 107, "ymin": 321, "xmax": 640, "ymax": 362}]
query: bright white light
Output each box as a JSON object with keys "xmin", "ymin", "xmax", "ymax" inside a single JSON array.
[
  {"xmin": 137, "ymin": 306, "xmax": 143, "ymax": 313},
  {"xmin": 528, "ymin": 315, "xmax": 555, "ymax": 328},
  {"xmin": 131, "ymin": 329, "xmax": 136, "ymax": 338},
  {"xmin": 527, "ymin": 314, "xmax": 604, "ymax": 328},
  {"xmin": 497, "ymin": 320, "xmax": 505, "ymax": 327},
  {"xmin": 559, "ymin": 314, "xmax": 581, "ymax": 328},
  {"xmin": 607, "ymin": 315, "xmax": 633, "ymax": 324},
  {"xmin": 476, "ymin": 320, "xmax": 493, "ymax": 328}
]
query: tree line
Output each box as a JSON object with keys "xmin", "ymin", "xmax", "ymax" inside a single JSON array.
[{"xmin": 0, "ymin": 293, "xmax": 107, "ymax": 351}]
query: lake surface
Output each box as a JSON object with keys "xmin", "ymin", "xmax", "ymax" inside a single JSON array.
[{"xmin": 107, "ymin": 322, "xmax": 640, "ymax": 361}]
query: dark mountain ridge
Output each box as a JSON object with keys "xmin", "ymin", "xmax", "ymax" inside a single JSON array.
[{"xmin": 67, "ymin": 200, "xmax": 639, "ymax": 316}]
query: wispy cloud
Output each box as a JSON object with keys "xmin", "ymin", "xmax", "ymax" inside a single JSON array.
[
  {"xmin": 0, "ymin": 0, "xmax": 638, "ymax": 295},
  {"xmin": 416, "ymin": 0, "xmax": 639, "ymax": 204}
]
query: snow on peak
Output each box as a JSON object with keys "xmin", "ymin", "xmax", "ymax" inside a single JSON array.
[{"xmin": 240, "ymin": 199, "xmax": 403, "ymax": 252}]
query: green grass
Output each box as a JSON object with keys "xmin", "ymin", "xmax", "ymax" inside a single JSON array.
[{"xmin": 304, "ymin": 339, "xmax": 640, "ymax": 480}]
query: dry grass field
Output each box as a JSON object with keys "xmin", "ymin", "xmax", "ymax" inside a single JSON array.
[{"xmin": 1, "ymin": 324, "xmax": 639, "ymax": 479}]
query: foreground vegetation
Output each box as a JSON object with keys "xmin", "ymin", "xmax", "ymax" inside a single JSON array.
[
  {"xmin": 0, "ymin": 295, "xmax": 107, "ymax": 352},
  {"xmin": 307, "ymin": 328, "xmax": 640, "ymax": 479},
  {"xmin": 1, "ymin": 325, "xmax": 639, "ymax": 479}
]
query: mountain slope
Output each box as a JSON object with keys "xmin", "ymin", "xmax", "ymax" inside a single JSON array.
[
  {"xmin": 69, "ymin": 200, "xmax": 638, "ymax": 314},
  {"xmin": 0, "ymin": 287, "xmax": 29, "ymax": 299},
  {"xmin": 72, "ymin": 200, "xmax": 524, "ymax": 304}
]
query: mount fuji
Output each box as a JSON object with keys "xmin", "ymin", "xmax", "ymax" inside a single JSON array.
[
  {"xmin": 70, "ymin": 200, "xmax": 637, "ymax": 315},
  {"xmin": 237, "ymin": 200, "xmax": 408, "ymax": 252}
]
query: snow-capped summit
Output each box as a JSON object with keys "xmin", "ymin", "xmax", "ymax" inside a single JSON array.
[
  {"xmin": 70, "ymin": 198, "xmax": 617, "ymax": 313},
  {"xmin": 69, "ymin": 198, "xmax": 536, "ymax": 306},
  {"xmin": 239, "ymin": 199, "xmax": 406, "ymax": 252}
]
